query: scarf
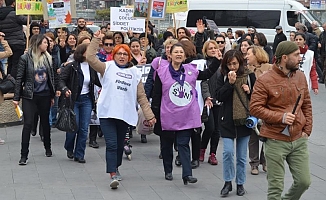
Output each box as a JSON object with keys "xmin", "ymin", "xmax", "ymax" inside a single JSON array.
[
  {"xmin": 169, "ymin": 63, "xmax": 185, "ymax": 86},
  {"xmin": 115, "ymin": 61, "xmax": 129, "ymax": 68},
  {"xmin": 232, "ymin": 69, "xmax": 251, "ymax": 126}
]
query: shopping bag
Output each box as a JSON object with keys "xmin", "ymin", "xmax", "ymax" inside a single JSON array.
[
  {"xmin": 136, "ymin": 108, "xmax": 154, "ymax": 135},
  {"xmin": 15, "ymin": 105, "xmax": 23, "ymax": 121}
]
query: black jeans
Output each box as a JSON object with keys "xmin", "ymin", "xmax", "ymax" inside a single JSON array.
[
  {"xmin": 89, "ymin": 125, "xmax": 99, "ymax": 142},
  {"xmin": 21, "ymin": 95, "xmax": 51, "ymax": 158},
  {"xmin": 7, "ymin": 44, "xmax": 25, "ymax": 79},
  {"xmin": 200, "ymin": 106, "xmax": 220, "ymax": 154},
  {"xmin": 161, "ymin": 129, "xmax": 193, "ymax": 178}
]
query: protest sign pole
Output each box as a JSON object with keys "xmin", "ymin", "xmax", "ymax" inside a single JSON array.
[
  {"xmin": 143, "ymin": 0, "xmax": 152, "ymax": 59},
  {"xmin": 26, "ymin": 15, "xmax": 30, "ymax": 50},
  {"xmin": 173, "ymin": 13, "xmax": 177, "ymax": 33}
]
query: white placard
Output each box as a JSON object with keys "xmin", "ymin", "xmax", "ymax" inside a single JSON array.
[
  {"xmin": 110, "ymin": 7, "xmax": 145, "ymax": 33},
  {"xmin": 172, "ymin": 11, "xmax": 188, "ymax": 21}
]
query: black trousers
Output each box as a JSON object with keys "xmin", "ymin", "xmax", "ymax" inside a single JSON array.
[
  {"xmin": 21, "ymin": 95, "xmax": 51, "ymax": 158},
  {"xmin": 7, "ymin": 44, "xmax": 25, "ymax": 79},
  {"xmin": 161, "ymin": 129, "xmax": 193, "ymax": 178},
  {"xmin": 200, "ymin": 106, "xmax": 220, "ymax": 154},
  {"xmin": 89, "ymin": 125, "xmax": 99, "ymax": 142}
]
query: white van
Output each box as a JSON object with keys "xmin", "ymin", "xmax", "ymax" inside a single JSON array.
[{"xmin": 184, "ymin": 0, "xmax": 322, "ymax": 44}]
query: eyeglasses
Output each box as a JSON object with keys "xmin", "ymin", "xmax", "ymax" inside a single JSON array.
[
  {"xmin": 296, "ymin": 28, "xmax": 300, "ymax": 31},
  {"xmin": 216, "ymin": 41, "xmax": 225, "ymax": 44},
  {"xmin": 116, "ymin": 52, "xmax": 128, "ymax": 57},
  {"xmin": 104, "ymin": 43, "xmax": 114, "ymax": 46}
]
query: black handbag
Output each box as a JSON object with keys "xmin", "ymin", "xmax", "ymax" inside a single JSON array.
[
  {"xmin": 0, "ymin": 67, "xmax": 15, "ymax": 94},
  {"xmin": 56, "ymin": 96, "xmax": 78, "ymax": 132}
]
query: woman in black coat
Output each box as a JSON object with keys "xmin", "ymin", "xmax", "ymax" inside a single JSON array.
[
  {"xmin": 58, "ymin": 43, "xmax": 101, "ymax": 163},
  {"xmin": 13, "ymin": 34, "xmax": 56, "ymax": 165},
  {"xmin": 216, "ymin": 50, "xmax": 256, "ymax": 197}
]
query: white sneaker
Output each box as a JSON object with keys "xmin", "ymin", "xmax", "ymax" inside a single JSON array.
[
  {"xmin": 115, "ymin": 168, "xmax": 122, "ymax": 181},
  {"xmin": 0, "ymin": 138, "xmax": 4, "ymax": 145},
  {"xmin": 110, "ymin": 177, "xmax": 119, "ymax": 189}
]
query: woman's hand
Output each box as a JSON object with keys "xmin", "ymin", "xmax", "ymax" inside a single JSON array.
[
  {"xmin": 205, "ymin": 97, "xmax": 213, "ymax": 108},
  {"xmin": 94, "ymin": 30, "xmax": 105, "ymax": 40},
  {"xmin": 138, "ymin": 57, "xmax": 147, "ymax": 65},
  {"xmin": 313, "ymin": 89, "xmax": 318, "ymax": 95},
  {"xmin": 13, "ymin": 101, "xmax": 19, "ymax": 107},
  {"xmin": 215, "ymin": 49, "xmax": 223, "ymax": 60},
  {"xmin": 65, "ymin": 89, "xmax": 71, "ymax": 97},
  {"xmin": 242, "ymin": 84, "xmax": 250, "ymax": 94},
  {"xmin": 228, "ymin": 71, "xmax": 237, "ymax": 84},
  {"xmin": 196, "ymin": 19, "xmax": 205, "ymax": 34},
  {"xmin": 51, "ymin": 98, "xmax": 54, "ymax": 107},
  {"xmin": 56, "ymin": 91, "xmax": 61, "ymax": 97},
  {"xmin": 59, "ymin": 37, "xmax": 65, "ymax": 48},
  {"xmin": 147, "ymin": 118, "xmax": 157, "ymax": 127}
]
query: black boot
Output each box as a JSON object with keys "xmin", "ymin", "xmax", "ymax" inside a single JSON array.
[
  {"xmin": 182, "ymin": 176, "xmax": 197, "ymax": 185},
  {"xmin": 191, "ymin": 160, "xmax": 200, "ymax": 169},
  {"xmin": 141, "ymin": 134, "xmax": 147, "ymax": 143},
  {"xmin": 237, "ymin": 184, "xmax": 245, "ymax": 196},
  {"xmin": 220, "ymin": 181, "xmax": 232, "ymax": 197},
  {"xmin": 175, "ymin": 155, "xmax": 181, "ymax": 166}
]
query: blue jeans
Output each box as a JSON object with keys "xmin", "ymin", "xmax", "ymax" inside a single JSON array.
[
  {"xmin": 64, "ymin": 94, "xmax": 92, "ymax": 159},
  {"xmin": 222, "ymin": 136, "xmax": 250, "ymax": 185},
  {"xmin": 100, "ymin": 118, "xmax": 129, "ymax": 173},
  {"xmin": 49, "ymin": 96, "xmax": 58, "ymax": 126}
]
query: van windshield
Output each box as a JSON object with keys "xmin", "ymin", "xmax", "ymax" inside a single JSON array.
[{"xmin": 304, "ymin": 10, "xmax": 322, "ymax": 26}]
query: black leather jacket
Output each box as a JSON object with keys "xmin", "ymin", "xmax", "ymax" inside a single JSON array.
[
  {"xmin": 14, "ymin": 51, "xmax": 56, "ymax": 101},
  {"xmin": 58, "ymin": 61, "xmax": 101, "ymax": 109}
]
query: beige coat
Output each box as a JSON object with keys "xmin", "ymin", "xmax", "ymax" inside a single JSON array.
[{"xmin": 247, "ymin": 63, "xmax": 272, "ymax": 78}]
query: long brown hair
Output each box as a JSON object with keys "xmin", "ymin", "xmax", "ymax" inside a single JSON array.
[{"xmin": 220, "ymin": 49, "xmax": 245, "ymax": 76}]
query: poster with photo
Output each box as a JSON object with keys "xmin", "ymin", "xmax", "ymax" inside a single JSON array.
[
  {"xmin": 150, "ymin": 0, "xmax": 166, "ymax": 19},
  {"xmin": 46, "ymin": 0, "xmax": 72, "ymax": 28},
  {"xmin": 133, "ymin": 0, "xmax": 149, "ymax": 18}
]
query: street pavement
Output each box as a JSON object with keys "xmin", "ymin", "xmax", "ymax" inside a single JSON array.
[{"xmin": 1, "ymin": 85, "xmax": 326, "ymax": 200}]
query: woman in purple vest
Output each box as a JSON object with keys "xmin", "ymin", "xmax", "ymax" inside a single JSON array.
[{"xmin": 151, "ymin": 43, "xmax": 222, "ymax": 184}]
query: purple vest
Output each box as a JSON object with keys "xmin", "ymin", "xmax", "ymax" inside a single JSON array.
[{"xmin": 157, "ymin": 63, "xmax": 201, "ymax": 131}]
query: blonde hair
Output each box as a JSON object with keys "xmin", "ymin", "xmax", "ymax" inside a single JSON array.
[
  {"xmin": 247, "ymin": 45, "xmax": 269, "ymax": 64},
  {"xmin": 202, "ymin": 40, "xmax": 218, "ymax": 57},
  {"xmin": 163, "ymin": 38, "xmax": 178, "ymax": 47},
  {"xmin": 31, "ymin": 34, "xmax": 52, "ymax": 69}
]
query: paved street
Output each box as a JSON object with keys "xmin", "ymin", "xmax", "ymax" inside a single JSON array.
[{"xmin": 1, "ymin": 85, "xmax": 326, "ymax": 200}]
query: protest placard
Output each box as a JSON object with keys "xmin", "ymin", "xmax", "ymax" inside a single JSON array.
[
  {"xmin": 150, "ymin": 0, "xmax": 166, "ymax": 19},
  {"xmin": 110, "ymin": 7, "xmax": 146, "ymax": 33},
  {"xmin": 16, "ymin": 0, "xmax": 43, "ymax": 15},
  {"xmin": 46, "ymin": 0, "xmax": 73, "ymax": 28},
  {"xmin": 166, "ymin": 0, "xmax": 187, "ymax": 13},
  {"xmin": 133, "ymin": 0, "xmax": 149, "ymax": 18},
  {"xmin": 136, "ymin": 64, "xmax": 151, "ymax": 83},
  {"xmin": 205, "ymin": 19, "xmax": 220, "ymax": 35}
]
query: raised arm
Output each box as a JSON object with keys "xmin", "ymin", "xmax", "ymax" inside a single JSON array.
[
  {"xmin": 0, "ymin": 39, "xmax": 13, "ymax": 59},
  {"xmin": 86, "ymin": 31, "xmax": 106, "ymax": 76}
]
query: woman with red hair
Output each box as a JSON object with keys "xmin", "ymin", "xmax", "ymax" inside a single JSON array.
[{"xmin": 86, "ymin": 31, "xmax": 156, "ymax": 189}]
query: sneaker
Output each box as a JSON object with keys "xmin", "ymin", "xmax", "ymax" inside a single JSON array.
[
  {"xmin": 208, "ymin": 153, "xmax": 218, "ymax": 165},
  {"xmin": 110, "ymin": 176, "xmax": 119, "ymax": 189},
  {"xmin": 19, "ymin": 157, "xmax": 28, "ymax": 165},
  {"xmin": 45, "ymin": 149, "xmax": 52, "ymax": 157},
  {"xmin": 0, "ymin": 138, "xmax": 5, "ymax": 145},
  {"xmin": 251, "ymin": 166, "xmax": 259, "ymax": 175},
  {"xmin": 89, "ymin": 141, "xmax": 99, "ymax": 148},
  {"xmin": 115, "ymin": 168, "xmax": 122, "ymax": 181}
]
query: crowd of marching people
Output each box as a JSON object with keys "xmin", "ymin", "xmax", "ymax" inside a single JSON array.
[{"xmin": 0, "ymin": 0, "xmax": 321, "ymax": 198}]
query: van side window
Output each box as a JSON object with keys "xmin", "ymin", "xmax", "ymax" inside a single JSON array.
[
  {"xmin": 287, "ymin": 11, "xmax": 297, "ymax": 27},
  {"xmin": 186, "ymin": 10, "xmax": 280, "ymax": 29}
]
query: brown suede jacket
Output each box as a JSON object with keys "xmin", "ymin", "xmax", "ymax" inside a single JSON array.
[{"xmin": 250, "ymin": 64, "xmax": 312, "ymax": 142}]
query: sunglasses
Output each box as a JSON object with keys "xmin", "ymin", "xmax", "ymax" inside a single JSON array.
[
  {"xmin": 216, "ymin": 41, "xmax": 225, "ymax": 44},
  {"xmin": 104, "ymin": 43, "xmax": 114, "ymax": 46},
  {"xmin": 296, "ymin": 28, "xmax": 300, "ymax": 31}
]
